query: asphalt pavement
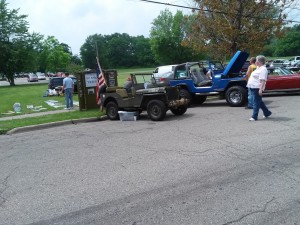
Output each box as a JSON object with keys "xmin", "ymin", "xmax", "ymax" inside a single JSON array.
[{"xmin": 0, "ymin": 94, "xmax": 299, "ymax": 225}]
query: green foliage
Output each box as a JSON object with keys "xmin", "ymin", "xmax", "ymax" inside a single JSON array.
[
  {"xmin": 0, "ymin": 0, "xmax": 30, "ymax": 85},
  {"xmin": 0, "ymin": 83, "xmax": 63, "ymax": 115},
  {"xmin": 39, "ymin": 36, "xmax": 72, "ymax": 72},
  {"xmin": 150, "ymin": 9, "xmax": 201, "ymax": 65},
  {"xmin": 263, "ymin": 25, "xmax": 300, "ymax": 56},
  {"xmin": 0, "ymin": 109, "xmax": 101, "ymax": 135},
  {"xmin": 0, "ymin": 83, "xmax": 100, "ymax": 134},
  {"xmin": 80, "ymin": 33, "xmax": 155, "ymax": 69}
]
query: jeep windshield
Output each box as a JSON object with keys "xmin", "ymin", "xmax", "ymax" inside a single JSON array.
[{"xmin": 133, "ymin": 73, "xmax": 153, "ymax": 84}]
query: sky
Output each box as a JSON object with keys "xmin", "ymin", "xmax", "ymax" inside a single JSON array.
[
  {"xmin": 6, "ymin": 0, "xmax": 300, "ymax": 56},
  {"xmin": 7, "ymin": 0, "xmax": 190, "ymax": 55}
]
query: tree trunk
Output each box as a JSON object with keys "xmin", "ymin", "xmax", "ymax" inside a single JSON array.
[{"xmin": 7, "ymin": 76, "xmax": 16, "ymax": 86}]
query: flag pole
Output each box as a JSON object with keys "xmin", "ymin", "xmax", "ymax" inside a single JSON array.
[
  {"xmin": 95, "ymin": 41, "xmax": 99, "ymax": 59},
  {"xmin": 95, "ymin": 42, "xmax": 106, "ymax": 112}
]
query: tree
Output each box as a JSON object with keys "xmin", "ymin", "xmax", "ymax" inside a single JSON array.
[
  {"xmin": 132, "ymin": 35, "xmax": 156, "ymax": 67},
  {"xmin": 80, "ymin": 34, "xmax": 108, "ymax": 70},
  {"xmin": 0, "ymin": 0, "xmax": 37, "ymax": 85},
  {"xmin": 150, "ymin": 9, "xmax": 200, "ymax": 65},
  {"xmin": 80, "ymin": 33, "xmax": 155, "ymax": 69},
  {"xmin": 187, "ymin": 0, "xmax": 295, "ymax": 58},
  {"xmin": 266, "ymin": 25, "xmax": 300, "ymax": 56},
  {"xmin": 40, "ymin": 36, "xmax": 71, "ymax": 72}
]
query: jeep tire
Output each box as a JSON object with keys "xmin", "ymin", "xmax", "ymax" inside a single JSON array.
[
  {"xmin": 170, "ymin": 106, "xmax": 187, "ymax": 116},
  {"xmin": 147, "ymin": 100, "xmax": 167, "ymax": 121},
  {"xmin": 179, "ymin": 89, "xmax": 192, "ymax": 106},
  {"xmin": 193, "ymin": 95, "xmax": 207, "ymax": 104},
  {"xmin": 225, "ymin": 86, "xmax": 247, "ymax": 107},
  {"xmin": 106, "ymin": 101, "xmax": 119, "ymax": 120}
]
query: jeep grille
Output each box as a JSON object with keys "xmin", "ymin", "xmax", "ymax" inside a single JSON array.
[{"xmin": 166, "ymin": 87, "xmax": 179, "ymax": 100}]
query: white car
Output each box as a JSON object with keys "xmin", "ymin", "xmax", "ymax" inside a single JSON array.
[
  {"xmin": 289, "ymin": 56, "xmax": 300, "ymax": 66},
  {"xmin": 152, "ymin": 64, "xmax": 177, "ymax": 84},
  {"xmin": 153, "ymin": 65, "xmax": 177, "ymax": 77},
  {"xmin": 36, "ymin": 72, "xmax": 46, "ymax": 80}
]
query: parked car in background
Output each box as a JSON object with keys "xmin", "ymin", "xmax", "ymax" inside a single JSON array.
[
  {"xmin": 36, "ymin": 72, "xmax": 46, "ymax": 80},
  {"xmin": 27, "ymin": 73, "xmax": 39, "ymax": 82},
  {"xmin": 56, "ymin": 72, "xmax": 65, "ymax": 77},
  {"xmin": 154, "ymin": 71, "xmax": 175, "ymax": 86},
  {"xmin": 46, "ymin": 72, "xmax": 56, "ymax": 78},
  {"xmin": 153, "ymin": 65, "xmax": 177, "ymax": 84},
  {"xmin": 272, "ymin": 59, "xmax": 290, "ymax": 67},
  {"xmin": 289, "ymin": 56, "xmax": 300, "ymax": 66},
  {"xmin": 287, "ymin": 61, "xmax": 300, "ymax": 72},
  {"xmin": 265, "ymin": 67, "xmax": 300, "ymax": 92},
  {"xmin": 48, "ymin": 77, "xmax": 77, "ymax": 92}
]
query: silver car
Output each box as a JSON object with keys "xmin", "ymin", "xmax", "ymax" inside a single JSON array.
[{"xmin": 27, "ymin": 73, "xmax": 39, "ymax": 82}]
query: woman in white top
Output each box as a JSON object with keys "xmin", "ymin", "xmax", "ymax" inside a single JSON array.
[{"xmin": 246, "ymin": 55, "xmax": 272, "ymax": 121}]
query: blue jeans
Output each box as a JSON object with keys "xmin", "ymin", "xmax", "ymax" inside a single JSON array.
[
  {"xmin": 247, "ymin": 88, "xmax": 253, "ymax": 108},
  {"xmin": 251, "ymin": 88, "xmax": 271, "ymax": 120},
  {"xmin": 65, "ymin": 88, "xmax": 73, "ymax": 108}
]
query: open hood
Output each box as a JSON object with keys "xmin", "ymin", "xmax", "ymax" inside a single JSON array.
[{"xmin": 223, "ymin": 51, "xmax": 249, "ymax": 75}]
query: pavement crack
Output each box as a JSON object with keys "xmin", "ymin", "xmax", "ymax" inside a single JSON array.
[
  {"xmin": 0, "ymin": 166, "xmax": 19, "ymax": 208},
  {"xmin": 222, "ymin": 197, "xmax": 276, "ymax": 225}
]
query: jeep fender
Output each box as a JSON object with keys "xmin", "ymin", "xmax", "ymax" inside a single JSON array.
[
  {"xmin": 141, "ymin": 94, "xmax": 166, "ymax": 109},
  {"xmin": 225, "ymin": 80, "xmax": 247, "ymax": 90},
  {"xmin": 103, "ymin": 96, "xmax": 118, "ymax": 107}
]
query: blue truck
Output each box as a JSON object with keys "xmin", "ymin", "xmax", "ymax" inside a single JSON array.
[{"xmin": 169, "ymin": 51, "xmax": 249, "ymax": 107}]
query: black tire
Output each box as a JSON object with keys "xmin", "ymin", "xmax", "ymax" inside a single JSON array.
[
  {"xmin": 106, "ymin": 101, "xmax": 119, "ymax": 120},
  {"xmin": 147, "ymin": 100, "xmax": 167, "ymax": 121},
  {"xmin": 170, "ymin": 106, "xmax": 187, "ymax": 116},
  {"xmin": 179, "ymin": 89, "xmax": 192, "ymax": 106},
  {"xmin": 225, "ymin": 86, "xmax": 247, "ymax": 107},
  {"xmin": 193, "ymin": 95, "xmax": 207, "ymax": 104}
]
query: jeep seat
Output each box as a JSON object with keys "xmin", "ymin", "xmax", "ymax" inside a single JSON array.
[
  {"xmin": 106, "ymin": 86, "xmax": 123, "ymax": 93},
  {"xmin": 116, "ymin": 89, "xmax": 128, "ymax": 98}
]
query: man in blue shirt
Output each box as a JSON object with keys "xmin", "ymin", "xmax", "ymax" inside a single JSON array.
[{"xmin": 63, "ymin": 73, "xmax": 74, "ymax": 110}]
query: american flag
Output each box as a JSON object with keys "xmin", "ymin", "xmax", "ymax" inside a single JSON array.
[{"xmin": 95, "ymin": 57, "xmax": 106, "ymax": 107}]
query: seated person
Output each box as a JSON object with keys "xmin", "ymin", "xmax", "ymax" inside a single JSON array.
[
  {"xmin": 206, "ymin": 69, "xmax": 213, "ymax": 80},
  {"xmin": 123, "ymin": 77, "xmax": 133, "ymax": 93}
]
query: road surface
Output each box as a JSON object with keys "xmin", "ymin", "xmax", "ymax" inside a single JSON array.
[{"xmin": 0, "ymin": 94, "xmax": 299, "ymax": 225}]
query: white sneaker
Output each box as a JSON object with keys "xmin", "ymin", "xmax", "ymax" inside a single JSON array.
[
  {"xmin": 249, "ymin": 118, "xmax": 256, "ymax": 121},
  {"xmin": 263, "ymin": 112, "xmax": 272, "ymax": 119},
  {"xmin": 64, "ymin": 108, "xmax": 70, "ymax": 110}
]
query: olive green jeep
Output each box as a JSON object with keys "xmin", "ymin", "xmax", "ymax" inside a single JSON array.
[{"xmin": 101, "ymin": 73, "xmax": 189, "ymax": 121}]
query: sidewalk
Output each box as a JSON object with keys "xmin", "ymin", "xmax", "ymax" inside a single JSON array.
[{"xmin": 0, "ymin": 108, "xmax": 75, "ymax": 121}]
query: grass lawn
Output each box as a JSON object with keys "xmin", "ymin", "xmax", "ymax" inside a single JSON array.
[{"xmin": 0, "ymin": 67, "xmax": 154, "ymax": 134}]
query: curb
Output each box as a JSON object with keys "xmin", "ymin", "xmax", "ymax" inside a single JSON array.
[{"xmin": 6, "ymin": 116, "xmax": 107, "ymax": 135}]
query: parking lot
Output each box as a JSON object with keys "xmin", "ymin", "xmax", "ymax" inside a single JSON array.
[
  {"xmin": 0, "ymin": 77, "xmax": 49, "ymax": 86},
  {"xmin": 0, "ymin": 93, "xmax": 300, "ymax": 224}
]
